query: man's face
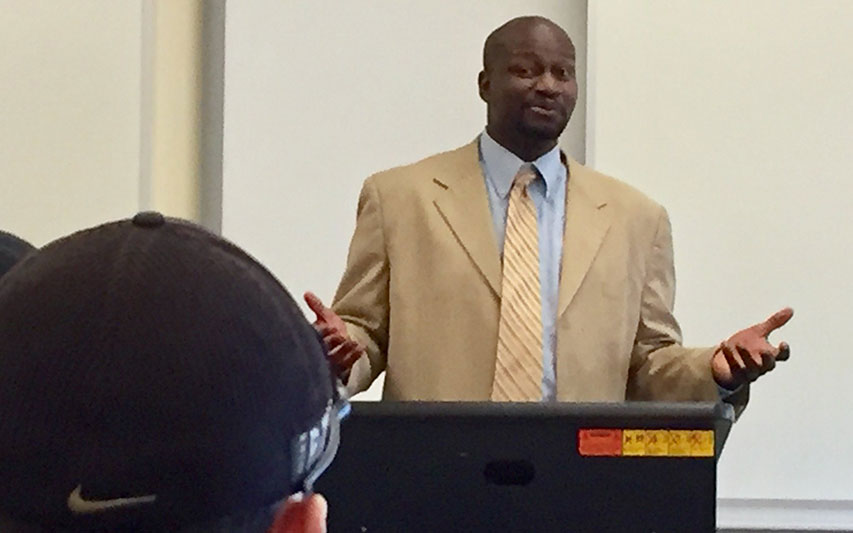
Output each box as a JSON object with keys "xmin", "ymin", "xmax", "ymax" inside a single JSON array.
[{"xmin": 479, "ymin": 22, "xmax": 578, "ymax": 149}]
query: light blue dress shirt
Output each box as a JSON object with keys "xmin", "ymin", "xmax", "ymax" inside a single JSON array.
[{"xmin": 479, "ymin": 131, "xmax": 566, "ymax": 402}]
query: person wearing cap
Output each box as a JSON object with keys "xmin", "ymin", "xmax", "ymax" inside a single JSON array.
[
  {"xmin": 0, "ymin": 230, "xmax": 36, "ymax": 279},
  {"xmin": 306, "ymin": 16, "xmax": 792, "ymax": 408},
  {"xmin": 0, "ymin": 212, "xmax": 345, "ymax": 532}
]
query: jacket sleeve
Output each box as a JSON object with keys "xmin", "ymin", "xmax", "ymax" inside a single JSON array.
[
  {"xmin": 331, "ymin": 177, "xmax": 390, "ymax": 395},
  {"xmin": 626, "ymin": 206, "xmax": 749, "ymax": 418}
]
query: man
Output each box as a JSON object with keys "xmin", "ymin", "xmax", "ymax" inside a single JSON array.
[
  {"xmin": 0, "ymin": 230, "xmax": 35, "ymax": 279},
  {"xmin": 0, "ymin": 212, "xmax": 339, "ymax": 532},
  {"xmin": 307, "ymin": 16, "xmax": 791, "ymax": 409}
]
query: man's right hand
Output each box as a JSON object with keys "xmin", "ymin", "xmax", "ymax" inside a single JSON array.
[{"xmin": 304, "ymin": 291, "xmax": 364, "ymax": 381}]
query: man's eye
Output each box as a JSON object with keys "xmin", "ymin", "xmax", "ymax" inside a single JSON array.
[
  {"xmin": 555, "ymin": 67, "xmax": 575, "ymax": 80},
  {"xmin": 509, "ymin": 65, "xmax": 533, "ymax": 77}
]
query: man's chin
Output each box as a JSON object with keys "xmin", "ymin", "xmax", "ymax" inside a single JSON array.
[{"xmin": 520, "ymin": 120, "xmax": 568, "ymax": 143}]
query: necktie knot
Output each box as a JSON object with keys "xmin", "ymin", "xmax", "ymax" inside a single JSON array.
[{"xmin": 512, "ymin": 165, "xmax": 538, "ymax": 194}]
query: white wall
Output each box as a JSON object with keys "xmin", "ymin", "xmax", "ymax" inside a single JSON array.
[
  {"xmin": 0, "ymin": 1, "xmax": 144, "ymax": 246},
  {"xmin": 588, "ymin": 0, "xmax": 853, "ymax": 527},
  {"xmin": 222, "ymin": 1, "xmax": 588, "ymax": 400},
  {"xmin": 0, "ymin": 0, "xmax": 218, "ymax": 246}
]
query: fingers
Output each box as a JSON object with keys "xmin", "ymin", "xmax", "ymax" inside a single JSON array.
[
  {"xmin": 721, "ymin": 343, "xmax": 745, "ymax": 378},
  {"xmin": 304, "ymin": 291, "xmax": 331, "ymax": 321},
  {"xmin": 272, "ymin": 493, "xmax": 328, "ymax": 533},
  {"xmin": 776, "ymin": 341, "xmax": 791, "ymax": 362},
  {"xmin": 317, "ymin": 328, "xmax": 360, "ymax": 356},
  {"xmin": 315, "ymin": 324, "xmax": 336, "ymax": 338},
  {"xmin": 322, "ymin": 331, "xmax": 351, "ymax": 351},
  {"xmin": 737, "ymin": 345, "xmax": 774, "ymax": 381},
  {"xmin": 311, "ymin": 313, "xmax": 363, "ymax": 377},
  {"xmin": 333, "ymin": 349, "xmax": 362, "ymax": 377},
  {"xmin": 735, "ymin": 346, "xmax": 759, "ymax": 381},
  {"xmin": 722, "ymin": 340, "xmax": 781, "ymax": 386},
  {"xmin": 328, "ymin": 340, "xmax": 364, "ymax": 372},
  {"xmin": 755, "ymin": 307, "xmax": 794, "ymax": 336},
  {"xmin": 761, "ymin": 351, "xmax": 777, "ymax": 372}
]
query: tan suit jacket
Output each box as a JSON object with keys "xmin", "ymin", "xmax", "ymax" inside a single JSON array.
[{"xmin": 332, "ymin": 140, "xmax": 747, "ymax": 412}]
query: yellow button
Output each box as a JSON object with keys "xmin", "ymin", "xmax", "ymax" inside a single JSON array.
[
  {"xmin": 645, "ymin": 430, "xmax": 669, "ymax": 456},
  {"xmin": 668, "ymin": 430, "xmax": 692, "ymax": 456},
  {"xmin": 622, "ymin": 430, "xmax": 646, "ymax": 456},
  {"xmin": 688, "ymin": 430, "xmax": 715, "ymax": 457}
]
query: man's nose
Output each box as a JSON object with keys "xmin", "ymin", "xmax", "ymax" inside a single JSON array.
[{"xmin": 534, "ymin": 72, "xmax": 560, "ymax": 95}]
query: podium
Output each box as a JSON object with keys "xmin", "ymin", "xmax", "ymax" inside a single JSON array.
[{"xmin": 316, "ymin": 401, "xmax": 733, "ymax": 532}]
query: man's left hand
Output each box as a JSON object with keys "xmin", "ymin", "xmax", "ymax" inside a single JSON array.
[{"xmin": 712, "ymin": 307, "xmax": 794, "ymax": 390}]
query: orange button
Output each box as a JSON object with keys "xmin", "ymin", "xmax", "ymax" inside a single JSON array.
[{"xmin": 578, "ymin": 429, "xmax": 623, "ymax": 456}]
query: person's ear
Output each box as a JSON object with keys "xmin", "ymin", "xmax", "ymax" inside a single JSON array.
[
  {"xmin": 478, "ymin": 70, "xmax": 490, "ymax": 103},
  {"xmin": 268, "ymin": 493, "xmax": 327, "ymax": 533}
]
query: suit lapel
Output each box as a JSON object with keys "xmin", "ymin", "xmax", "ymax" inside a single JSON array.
[
  {"xmin": 430, "ymin": 144, "xmax": 611, "ymax": 307},
  {"xmin": 432, "ymin": 141, "xmax": 502, "ymax": 297},
  {"xmin": 558, "ymin": 157, "xmax": 611, "ymax": 317}
]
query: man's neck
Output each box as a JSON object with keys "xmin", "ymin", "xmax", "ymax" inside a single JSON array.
[{"xmin": 485, "ymin": 126, "xmax": 558, "ymax": 162}]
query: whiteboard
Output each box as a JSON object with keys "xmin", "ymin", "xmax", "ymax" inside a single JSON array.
[{"xmin": 587, "ymin": 0, "xmax": 853, "ymax": 516}]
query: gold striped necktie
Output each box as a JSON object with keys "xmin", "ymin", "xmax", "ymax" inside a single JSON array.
[{"xmin": 491, "ymin": 164, "xmax": 543, "ymax": 402}]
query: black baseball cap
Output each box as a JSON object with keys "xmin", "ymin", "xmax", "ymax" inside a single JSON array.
[
  {"xmin": 0, "ymin": 212, "xmax": 341, "ymax": 530},
  {"xmin": 0, "ymin": 230, "xmax": 35, "ymax": 279}
]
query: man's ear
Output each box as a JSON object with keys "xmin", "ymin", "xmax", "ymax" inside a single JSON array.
[
  {"xmin": 268, "ymin": 494, "xmax": 327, "ymax": 533},
  {"xmin": 478, "ymin": 70, "xmax": 490, "ymax": 103}
]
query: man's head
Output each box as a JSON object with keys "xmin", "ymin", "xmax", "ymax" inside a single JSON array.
[
  {"xmin": 478, "ymin": 16, "xmax": 578, "ymax": 161},
  {"xmin": 0, "ymin": 230, "xmax": 35, "ymax": 280},
  {"xmin": 0, "ymin": 212, "xmax": 340, "ymax": 532}
]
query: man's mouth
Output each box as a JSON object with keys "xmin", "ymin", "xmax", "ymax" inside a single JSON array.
[{"xmin": 528, "ymin": 105, "xmax": 559, "ymax": 117}]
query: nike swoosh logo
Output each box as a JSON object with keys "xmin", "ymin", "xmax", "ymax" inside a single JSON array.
[{"xmin": 67, "ymin": 485, "xmax": 157, "ymax": 514}]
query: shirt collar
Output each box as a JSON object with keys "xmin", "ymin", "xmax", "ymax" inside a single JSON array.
[{"xmin": 479, "ymin": 129, "xmax": 563, "ymax": 200}]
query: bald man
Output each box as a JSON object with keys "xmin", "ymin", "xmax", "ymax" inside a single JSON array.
[{"xmin": 306, "ymin": 17, "xmax": 791, "ymax": 411}]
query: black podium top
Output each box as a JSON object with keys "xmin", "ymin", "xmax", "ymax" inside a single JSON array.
[{"xmin": 317, "ymin": 401, "xmax": 732, "ymax": 532}]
